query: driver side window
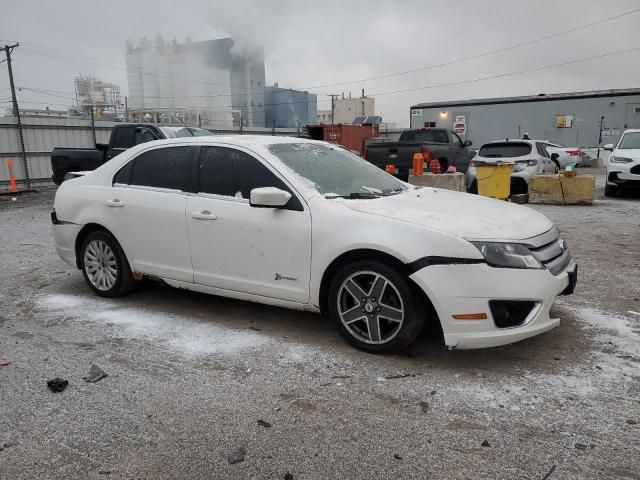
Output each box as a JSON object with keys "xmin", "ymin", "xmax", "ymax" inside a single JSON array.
[
  {"xmin": 450, "ymin": 131, "xmax": 463, "ymax": 147},
  {"xmin": 198, "ymin": 146, "xmax": 303, "ymax": 210}
]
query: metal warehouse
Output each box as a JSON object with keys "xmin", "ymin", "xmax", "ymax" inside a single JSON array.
[{"xmin": 410, "ymin": 88, "xmax": 640, "ymax": 148}]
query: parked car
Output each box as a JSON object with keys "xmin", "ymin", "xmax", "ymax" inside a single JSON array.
[
  {"xmin": 467, "ymin": 139, "xmax": 558, "ymax": 195},
  {"xmin": 52, "ymin": 136, "xmax": 576, "ymax": 353},
  {"xmin": 364, "ymin": 128, "xmax": 475, "ymax": 180},
  {"xmin": 604, "ymin": 129, "xmax": 640, "ymax": 196},
  {"xmin": 51, "ymin": 123, "xmax": 213, "ymax": 185},
  {"xmin": 542, "ymin": 142, "xmax": 583, "ymax": 169}
]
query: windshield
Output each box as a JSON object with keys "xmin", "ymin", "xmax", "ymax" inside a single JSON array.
[
  {"xmin": 618, "ymin": 132, "xmax": 640, "ymax": 149},
  {"xmin": 159, "ymin": 126, "xmax": 214, "ymax": 138},
  {"xmin": 479, "ymin": 142, "xmax": 531, "ymax": 158},
  {"xmin": 268, "ymin": 143, "xmax": 408, "ymax": 197}
]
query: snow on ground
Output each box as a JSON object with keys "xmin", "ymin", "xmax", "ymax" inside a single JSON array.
[{"xmin": 37, "ymin": 293, "xmax": 277, "ymax": 356}]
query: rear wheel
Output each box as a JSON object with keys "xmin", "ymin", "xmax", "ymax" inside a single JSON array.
[
  {"xmin": 80, "ymin": 230, "xmax": 136, "ymax": 297},
  {"xmin": 604, "ymin": 184, "xmax": 618, "ymax": 197},
  {"xmin": 328, "ymin": 260, "xmax": 426, "ymax": 353}
]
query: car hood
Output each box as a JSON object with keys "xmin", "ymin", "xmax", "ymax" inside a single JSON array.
[
  {"xmin": 614, "ymin": 149, "xmax": 640, "ymax": 159},
  {"xmin": 340, "ymin": 188, "xmax": 553, "ymax": 240}
]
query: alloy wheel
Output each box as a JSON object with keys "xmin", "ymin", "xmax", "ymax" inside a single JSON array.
[
  {"xmin": 337, "ymin": 271, "xmax": 405, "ymax": 344},
  {"xmin": 84, "ymin": 239, "xmax": 118, "ymax": 291}
]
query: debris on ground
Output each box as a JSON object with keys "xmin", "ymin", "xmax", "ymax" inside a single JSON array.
[
  {"xmin": 481, "ymin": 440, "xmax": 491, "ymax": 447},
  {"xmin": 394, "ymin": 454, "xmax": 403, "ymax": 460},
  {"xmin": 227, "ymin": 446, "xmax": 247, "ymax": 464},
  {"xmin": 627, "ymin": 419, "xmax": 637, "ymax": 425},
  {"xmin": 83, "ymin": 364, "xmax": 108, "ymax": 383},
  {"xmin": 284, "ymin": 473, "xmax": 294, "ymax": 480},
  {"xmin": 384, "ymin": 373, "xmax": 413, "ymax": 379},
  {"xmin": 98, "ymin": 470, "xmax": 111, "ymax": 475},
  {"xmin": 0, "ymin": 442, "xmax": 15, "ymax": 452},
  {"xmin": 47, "ymin": 378, "xmax": 68, "ymax": 393},
  {"xmin": 257, "ymin": 419, "xmax": 272, "ymax": 428},
  {"xmin": 575, "ymin": 443, "xmax": 588, "ymax": 450},
  {"xmin": 0, "ymin": 359, "xmax": 11, "ymax": 366},
  {"xmin": 419, "ymin": 401, "xmax": 429, "ymax": 413},
  {"xmin": 541, "ymin": 464, "xmax": 557, "ymax": 480}
]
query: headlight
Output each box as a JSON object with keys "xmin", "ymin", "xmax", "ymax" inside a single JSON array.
[
  {"xmin": 471, "ymin": 242, "xmax": 543, "ymax": 269},
  {"xmin": 610, "ymin": 156, "xmax": 633, "ymax": 163}
]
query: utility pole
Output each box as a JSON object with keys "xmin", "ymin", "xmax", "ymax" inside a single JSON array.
[
  {"xmin": 597, "ymin": 115, "xmax": 605, "ymax": 160},
  {"xmin": 328, "ymin": 94, "xmax": 338, "ymax": 144},
  {"xmin": 3, "ymin": 43, "xmax": 30, "ymax": 190},
  {"xmin": 124, "ymin": 96, "xmax": 129, "ymax": 122}
]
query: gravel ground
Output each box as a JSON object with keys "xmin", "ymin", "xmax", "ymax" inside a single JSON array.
[{"xmin": 1, "ymin": 171, "xmax": 639, "ymax": 480}]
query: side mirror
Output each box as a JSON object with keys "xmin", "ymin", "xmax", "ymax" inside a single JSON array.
[
  {"xmin": 96, "ymin": 143, "xmax": 109, "ymax": 151},
  {"xmin": 603, "ymin": 144, "xmax": 614, "ymax": 151},
  {"xmin": 550, "ymin": 153, "xmax": 559, "ymax": 160},
  {"xmin": 463, "ymin": 139, "xmax": 473, "ymax": 147},
  {"xmin": 250, "ymin": 187, "xmax": 292, "ymax": 208}
]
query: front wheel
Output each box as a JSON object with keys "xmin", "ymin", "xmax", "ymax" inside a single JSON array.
[
  {"xmin": 80, "ymin": 230, "xmax": 136, "ymax": 297},
  {"xmin": 328, "ymin": 260, "xmax": 427, "ymax": 353},
  {"xmin": 604, "ymin": 184, "xmax": 618, "ymax": 197}
]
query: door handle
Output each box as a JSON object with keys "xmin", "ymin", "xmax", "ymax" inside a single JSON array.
[
  {"xmin": 105, "ymin": 199, "xmax": 124, "ymax": 208},
  {"xmin": 191, "ymin": 210, "xmax": 217, "ymax": 220}
]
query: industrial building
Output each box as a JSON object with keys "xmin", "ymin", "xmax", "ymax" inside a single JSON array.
[
  {"xmin": 410, "ymin": 88, "xmax": 640, "ymax": 148},
  {"xmin": 318, "ymin": 92, "xmax": 375, "ymax": 124},
  {"xmin": 74, "ymin": 75, "xmax": 123, "ymax": 120},
  {"xmin": 264, "ymin": 83, "xmax": 317, "ymax": 128},
  {"xmin": 125, "ymin": 36, "xmax": 266, "ymax": 128}
]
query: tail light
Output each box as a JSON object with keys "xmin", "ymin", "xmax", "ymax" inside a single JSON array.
[
  {"xmin": 470, "ymin": 160, "xmax": 476, "ymax": 167},
  {"xmin": 421, "ymin": 147, "xmax": 432, "ymax": 163},
  {"xmin": 527, "ymin": 159, "xmax": 538, "ymax": 166},
  {"xmin": 567, "ymin": 149, "xmax": 580, "ymax": 156},
  {"xmin": 363, "ymin": 148, "xmax": 368, "ymax": 160}
]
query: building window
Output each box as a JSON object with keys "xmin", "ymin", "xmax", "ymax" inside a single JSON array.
[
  {"xmin": 424, "ymin": 121, "xmax": 436, "ymax": 128},
  {"xmin": 555, "ymin": 114, "xmax": 574, "ymax": 128}
]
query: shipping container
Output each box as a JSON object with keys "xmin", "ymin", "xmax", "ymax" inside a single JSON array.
[{"xmin": 307, "ymin": 124, "xmax": 379, "ymax": 155}]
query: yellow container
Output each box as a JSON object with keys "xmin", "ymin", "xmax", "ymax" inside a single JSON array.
[{"xmin": 476, "ymin": 163, "xmax": 514, "ymax": 200}]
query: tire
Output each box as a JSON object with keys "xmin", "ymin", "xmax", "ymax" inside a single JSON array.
[
  {"xmin": 604, "ymin": 184, "xmax": 618, "ymax": 197},
  {"xmin": 80, "ymin": 230, "xmax": 136, "ymax": 297},
  {"xmin": 328, "ymin": 260, "xmax": 427, "ymax": 353}
]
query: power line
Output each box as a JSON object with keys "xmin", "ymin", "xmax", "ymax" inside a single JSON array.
[
  {"xmin": 306, "ymin": 6, "xmax": 640, "ymax": 91},
  {"xmin": 10, "ymin": 6, "xmax": 639, "ymax": 104},
  {"xmin": 369, "ymin": 45, "xmax": 640, "ymax": 98}
]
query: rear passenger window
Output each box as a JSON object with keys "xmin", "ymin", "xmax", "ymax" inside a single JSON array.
[
  {"xmin": 128, "ymin": 146, "xmax": 193, "ymax": 191},
  {"xmin": 133, "ymin": 127, "xmax": 157, "ymax": 145},
  {"xmin": 112, "ymin": 127, "xmax": 134, "ymax": 149},
  {"xmin": 536, "ymin": 143, "xmax": 550, "ymax": 158},
  {"xmin": 113, "ymin": 162, "xmax": 133, "ymax": 184},
  {"xmin": 198, "ymin": 146, "xmax": 289, "ymax": 199}
]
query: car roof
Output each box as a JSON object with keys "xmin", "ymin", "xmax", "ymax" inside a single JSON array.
[
  {"xmin": 480, "ymin": 140, "xmax": 536, "ymax": 146},
  {"xmin": 137, "ymin": 135, "xmax": 319, "ymax": 149},
  {"xmin": 621, "ymin": 129, "xmax": 640, "ymax": 134}
]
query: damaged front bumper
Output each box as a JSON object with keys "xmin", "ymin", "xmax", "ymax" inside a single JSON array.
[{"xmin": 409, "ymin": 261, "xmax": 575, "ymax": 350}]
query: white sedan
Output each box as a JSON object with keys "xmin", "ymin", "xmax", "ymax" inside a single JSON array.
[{"xmin": 52, "ymin": 136, "xmax": 577, "ymax": 353}]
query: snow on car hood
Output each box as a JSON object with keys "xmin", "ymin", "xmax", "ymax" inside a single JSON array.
[
  {"xmin": 341, "ymin": 188, "xmax": 553, "ymax": 241},
  {"xmin": 614, "ymin": 148, "xmax": 640, "ymax": 159}
]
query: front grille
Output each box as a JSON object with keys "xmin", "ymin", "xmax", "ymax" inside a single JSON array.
[
  {"xmin": 631, "ymin": 164, "xmax": 640, "ymax": 175},
  {"xmin": 522, "ymin": 227, "xmax": 572, "ymax": 275}
]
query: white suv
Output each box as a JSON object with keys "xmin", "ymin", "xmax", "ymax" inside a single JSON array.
[
  {"xmin": 604, "ymin": 129, "xmax": 640, "ymax": 197},
  {"xmin": 467, "ymin": 140, "xmax": 557, "ymax": 195},
  {"xmin": 52, "ymin": 136, "xmax": 576, "ymax": 353}
]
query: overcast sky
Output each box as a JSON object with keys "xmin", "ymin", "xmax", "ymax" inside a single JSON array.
[{"xmin": 1, "ymin": 0, "xmax": 639, "ymax": 127}]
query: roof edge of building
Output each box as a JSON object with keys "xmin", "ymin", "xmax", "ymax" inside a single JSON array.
[{"xmin": 411, "ymin": 87, "xmax": 640, "ymax": 109}]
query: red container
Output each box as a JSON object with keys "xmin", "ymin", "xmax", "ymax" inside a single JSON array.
[{"xmin": 307, "ymin": 124, "xmax": 379, "ymax": 156}]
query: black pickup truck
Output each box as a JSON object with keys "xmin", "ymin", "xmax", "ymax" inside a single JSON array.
[
  {"xmin": 51, "ymin": 123, "xmax": 213, "ymax": 185},
  {"xmin": 364, "ymin": 128, "xmax": 475, "ymax": 181}
]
